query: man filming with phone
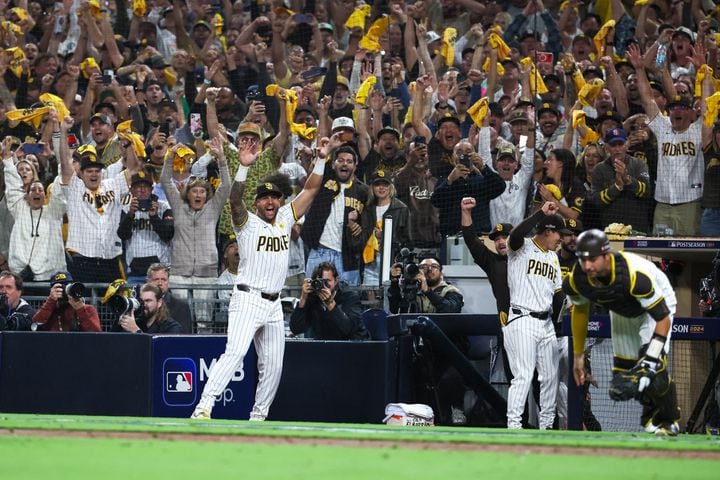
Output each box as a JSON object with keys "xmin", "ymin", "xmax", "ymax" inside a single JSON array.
[
  {"xmin": 289, "ymin": 261, "xmax": 369, "ymax": 340},
  {"xmin": 118, "ymin": 170, "xmax": 174, "ymax": 283}
]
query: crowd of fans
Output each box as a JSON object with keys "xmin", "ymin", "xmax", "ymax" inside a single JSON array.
[{"xmin": 0, "ymin": 0, "xmax": 719, "ymax": 334}]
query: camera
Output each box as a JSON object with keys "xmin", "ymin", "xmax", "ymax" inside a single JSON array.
[
  {"xmin": 310, "ymin": 278, "xmax": 330, "ymax": 293},
  {"xmin": 138, "ymin": 198, "xmax": 153, "ymax": 212},
  {"xmin": 107, "ymin": 295, "xmax": 143, "ymax": 316},
  {"xmin": 63, "ymin": 282, "xmax": 86, "ymax": 300},
  {"xmin": 0, "ymin": 294, "xmax": 33, "ymax": 331},
  {"xmin": 699, "ymin": 251, "xmax": 720, "ymax": 317}
]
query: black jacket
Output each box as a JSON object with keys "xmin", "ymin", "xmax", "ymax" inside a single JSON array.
[
  {"xmin": 301, "ymin": 172, "xmax": 370, "ymax": 272},
  {"xmin": 432, "ymin": 167, "xmax": 506, "ymax": 236},
  {"xmin": 289, "ymin": 286, "xmax": 369, "ymax": 340}
]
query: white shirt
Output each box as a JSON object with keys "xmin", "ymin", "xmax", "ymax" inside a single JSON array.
[
  {"xmin": 648, "ymin": 114, "xmax": 704, "ymax": 204},
  {"xmin": 62, "ymin": 172, "xmax": 129, "ymax": 258},
  {"xmin": 120, "ymin": 196, "xmax": 172, "ymax": 266},
  {"xmin": 318, "ymin": 183, "xmax": 346, "ymax": 252}
]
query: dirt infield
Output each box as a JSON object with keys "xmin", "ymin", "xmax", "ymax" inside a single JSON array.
[{"xmin": 3, "ymin": 428, "xmax": 720, "ymax": 460}]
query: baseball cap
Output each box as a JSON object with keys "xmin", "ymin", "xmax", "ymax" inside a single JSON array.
[
  {"xmin": 157, "ymin": 97, "xmax": 176, "ymax": 110},
  {"xmin": 604, "ymin": 127, "xmax": 628, "ymax": 144},
  {"xmin": 507, "ymin": 109, "xmax": 528, "ymax": 124},
  {"xmin": 76, "ymin": 144, "xmax": 98, "ymax": 159},
  {"xmin": 130, "ymin": 170, "xmax": 153, "ymax": 187},
  {"xmin": 537, "ymin": 103, "xmax": 561, "ymax": 117},
  {"xmin": 336, "ymin": 75, "xmax": 349, "ymax": 89},
  {"xmin": 255, "ymin": 182, "xmax": 284, "ymax": 200},
  {"xmin": 193, "ymin": 20, "xmax": 212, "ymax": 31},
  {"xmin": 369, "ymin": 170, "xmax": 391, "ymax": 185},
  {"xmin": 500, "ymin": 58, "xmax": 519, "ymax": 69},
  {"xmin": 222, "ymin": 233, "xmax": 237, "ymax": 254},
  {"xmin": 50, "ymin": 271, "xmax": 73, "ymax": 285},
  {"xmin": 516, "ymin": 96, "xmax": 535, "ymax": 108},
  {"xmin": 672, "ymin": 26, "xmax": 696, "ymax": 43},
  {"xmin": 331, "ymin": 116, "xmax": 355, "ymax": 132},
  {"xmin": 425, "ymin": 31, "xmax": 441, "ymax": 44},
  {"xmin": 79, "ymin": 155, "xmax": 104, "ymax": 171},
  {"xmin": 142, "ymin": 79, "xmax": 163, "ymax": 92},
  {"xmin": 582, "ymin": 65, "xmax": 604, "ymax": 80},
  {"xmin": 145, "ymin": 55, "xmax": 168, "ymax": 70},
  {"xmin": 236, "ymin": 122, "xmax": 262, "ymax": 137},
  {"xmin": 437, "ymin": 113, "xmax": 461, "ymax": 128},
  {"xmin": 667, "ymin": 95, "xmax": 693, "ymax": 109},
  {"xmin": 536, "ymin": 213, "xmax": 571, "ymax": 234},
  {"xmin": 318, "ymin": 22, "xmax": 334, "ymax": 33},
  {"xmin": 564, "ymin": 218, "xmax": 583, "ymax": 235},
  {"xmin": 377, "ymin": 126, "xmax": 400, "ymax": 141},
  {"xmin": 497, "ymin": 145, "xmax": 517, "ymax": 160},
  {"xmin": 489, "ymin": 223, "xmax": 513, "ymax": 240},
  {"xmin": 542, "ymin": 73, "xmax": 561, "ymax": 85},
  {"xmin": 597, "ymin": 110, "xmax": 623, "ymax": 126},
  {"xmin": 649, "ymin": 81, "xmax": 664, "ymax": 95},
  {"xmin": 90, "ymin": 113, "xmax": 113, "ymax": 126}
]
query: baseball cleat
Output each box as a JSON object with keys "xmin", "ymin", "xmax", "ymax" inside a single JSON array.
[
  {"xmin": 190, "ymin": 407, "xmax": 212, "ymax": 420},
  {"xmin": 654, "ymin": 422, "xmax": 679, "ymax": 436}
]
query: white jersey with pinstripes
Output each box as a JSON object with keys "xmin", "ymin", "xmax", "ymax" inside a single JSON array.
[
  {"xmin": 62, "ymin": 173, "xmax": 129, "ymax": 259},
  {"xmin": 508, "ymin": 237, "xmax": 563, "ymax": 312},
  {"xmin": 234, "ymin": 203, "xmax": 298, "ymax": 293}
]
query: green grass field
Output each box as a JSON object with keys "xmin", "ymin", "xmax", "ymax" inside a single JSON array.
[{"xmin": 1, "ymin": 414, "xmax": 719, "ymax": 479}]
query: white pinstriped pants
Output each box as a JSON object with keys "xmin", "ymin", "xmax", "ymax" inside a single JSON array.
[
  {"xmin": 197, "ymin": 290, "xmax": 285, "ymax": 420},
  {"xmin": 503, "ymin": 314, "xmax": 559, "ymax": 430}
]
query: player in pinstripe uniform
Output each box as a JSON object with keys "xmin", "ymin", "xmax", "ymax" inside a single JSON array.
[
  {"xmin": 191, "ymin": 135, "xmax": 328, "ymax": 421},
  {"xmin": 565, "ymin": 229, "xmax": 680, "ymax": 435},
  {"xmin": 505, "ymin": 202, "xmax": 567, "ymax": 429}
]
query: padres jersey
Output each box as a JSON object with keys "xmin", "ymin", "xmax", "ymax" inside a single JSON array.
[
  {"xmin": 234, "ymin": 203, "xmax": 298, "ymax": 293},
  {"xmin": 62, "ymin": 173, "xmax": 129, "ymax": 258},
  {"xmin": 563, "ymin": 251, "xmax": 676, "ymax": 320},
  {"xmin": 648, "ymin": 114, "xmax": 704, "ymax": 204},
  {"xmin": 508, "ymin": 237, "xmax": 562, "ymax": 312}
]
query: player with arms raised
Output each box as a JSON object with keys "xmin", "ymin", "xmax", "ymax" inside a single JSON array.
[
  {"xmin": 564, "ymin": 229, "xmax": 681, "ymax": 435},
  {"xmin": 191, "ymin": 126, "xmax": 329, "ymax": 421}
]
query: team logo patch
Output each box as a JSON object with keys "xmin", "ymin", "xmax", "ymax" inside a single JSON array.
[{"xmin": 163, "ymin": 357, "xmax": 197, "ymax": 406}]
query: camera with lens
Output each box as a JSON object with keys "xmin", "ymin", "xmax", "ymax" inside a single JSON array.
[
  {"xmin": 699, "ymin": 252, "xmax": 720, "ymax": 317},
  {"xmin": 107, "ymin": 295, "xmax": 143, "ymax": 316},
  {"xmin": 62, "ymin": 282, "xmax": 86, "ymax": 300},
  {"xmin": 394, "ymin": 248, "xmax": 421, "ymax": 312},
  {"xmin": 0, "ymin": 294, "xmax": 32, "ymax": 331},
  {"xmin": 310, "ymin": 278, "xmax": 330, "ymax": 293}
]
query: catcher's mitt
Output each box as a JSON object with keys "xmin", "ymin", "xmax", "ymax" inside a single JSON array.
[{"xmin": 609, "ymin": 360, "xmax": 658, "ymax": 401}]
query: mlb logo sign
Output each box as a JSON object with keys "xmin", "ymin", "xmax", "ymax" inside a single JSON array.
[{"xmin": 163, "ymin": 358, "xmax": 197, "ymax": 406}]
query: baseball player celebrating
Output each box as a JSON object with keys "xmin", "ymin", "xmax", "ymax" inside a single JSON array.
[
  {"xmin": 505, "ymin": 201, "xmax": 566, "ymax": 430},
  {"xmin": 564, "ymin": 229, "xmax": 681, "ymax": 435},
  {"xmin": 191, "ymin": 132, "xmax": 328, "ymax": 421}
]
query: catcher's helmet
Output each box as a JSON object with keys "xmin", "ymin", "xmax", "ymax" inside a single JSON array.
[{"xmin": 575, "ymin": 229, "xmax": 612, "ymax": 258}]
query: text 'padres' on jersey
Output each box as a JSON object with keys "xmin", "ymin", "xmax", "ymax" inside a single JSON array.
[
  {"xmin": 233, "ymin": 203, "xmax": 298, "ymax": 293},
  {"xmin": 508, "ymin": 237, "xmax": 563, "ymax": 312}
]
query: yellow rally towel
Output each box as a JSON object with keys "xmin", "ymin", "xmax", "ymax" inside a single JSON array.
[
  {"xmin": 10, "ymin": 7, "xmax": 29, "ymax": 21},
  {"xmin": 467, "ymin": 97, "xmax": 489, "ymax": 127},
  {"xmin": 172, "ymin": 144, "xmax": 195, "ymax": 173},
  {"xmin": 488, "ymin": 32, "xmax": 510, "ymax": 61},
  {"xmin": 594, "ymin": 0, "xmax": 613, "ymax": 24},
  {"xmin": 695, "ymin": 64, "xmax": 720, "ymax": 98},
  {"xmin": 213, "ymin": 13, "xmax": 224, "ymax": 35},
  {"xmin": 634, "ymin": 0, "xmax": 649, "ymax": 6},
  {"xmin": 581, "ymin": 128, "xmax": 600, "ymax": 147},
  {"xmin": 363, "ymin": 220, "xmax": 383, "ymax": 264},
  {"xmin": 520, "ymin": 57, "xmax": 548, "ymax": 95},
  {"xmin": 403, "ymin": 82, "xmax": 415, "ymax": 126},
  {"xmin": 482, "ymin": 58, "xmax": 504, "ymax": 76},
  {"xmin": 131, "ymin": 0, "xmax": 146, "ymax": 17},
  {"xmin": 356, "ymin": 76, "xmax": 377, "ymax": 106},
  {"xmin": 441, "ymin": 28, "xmax": 457, "ymax": 68},
  {"xmin": 5, "ymin": 47, "xmax": 25, "ymax": 77},
  {"xmin": 359, "ymin": 16, "xmax": 390, "ymax": 52},
  {"xmin": 1, "ymin": 21, "xmax": 22, "ymax": 37},
  {"xmin": 116, "ymin": 119, "xmax": 146, "ymax": 159},
  {"xmin": 704, "ymin": 91, "xmax": 720, "ymax": 127},
  {"xmin": 39, "ymin": 93, "xmax": 70, "ymax": 122},
  {"xmin": 559, "ymin": 1, "xmax": 579, "ymax": 12},
  {"xmin": 87, "ymin": 0, "xmax": 103, "ymax": 20},
  {"xmin": 163, "ymin": 67, "xmax": 177, "ymax": 88},
  {"xmin": 593, "ymin": 19, "xmax": 615, "ymax": 55},
  {"xmin": 80, "ymin": 57, "xmax": 100, "ymax": 79},
  {"xmin": 545, "ymin": 184, "xmax": 563, "ymax": 200},
  {"xmin": 345, "ymin": 4, "xmax": 372, "ymax": 30},
  {"xmin": 6, "ymin": 93, "xmax": 70, "ymax": 128},
  {"xmin": 572, "ymin": 111, "xmax": 601, "ymax": 147},
  {"xmin": 578, "ymin": 78, "xmax": 605, "ymax": 107},
  {"xmin": 266, "ymin": 84, "xmax": 317, "ymax": 140}
]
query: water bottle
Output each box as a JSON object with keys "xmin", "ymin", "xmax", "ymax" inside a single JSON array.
[{"xmin": 655, "ymin": 43, "xmax": 667, "ymax": 69}]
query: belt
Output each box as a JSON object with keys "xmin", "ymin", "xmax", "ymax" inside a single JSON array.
[
  {"xmin": 236, "ymin": 284, "xmax": 279, "ymax": 302},
  {"xmin": 511, "ymin": 307, "xmax": 550, "ymax": 320}
]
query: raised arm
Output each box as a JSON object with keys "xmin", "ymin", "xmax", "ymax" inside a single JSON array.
[
  {"xmin": 291, "ymin": 137, "xmax": 330, "ymax": 219},
  {"xmin": 411, "ymin": 75, "xmax": 432, "ymax": 142},
  {"xmin": 58, "ymin": 114, "xmax": 74, "ymax": 185},
  {"xmin": 626, "ymin": 43, "xmax": 660, "ymax": 120},
  {"xmin": 228, "ymin": 140, "xmax": 260, "ymax": 229}
]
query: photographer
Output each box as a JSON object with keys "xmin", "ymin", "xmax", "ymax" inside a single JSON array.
[
  {"xmin": 699, "ymin": 252, "xmax": 720, "ymax": 318},
  {"xmin": 388, "ymin": 257, "xmax": 464, "ymax": 314},
  {"xmin": 0, "ymin": 270, "xmax": 36, "ymax": 331},
  {"xmin": 32, "ymin": 272, "xmax": 101, "ymax": 332},
  {"xmin": 289, "ymin": 262, "xmax": 369, "ymax": 341},
  {"xmin": 115, "ymin": 283, "xmax": 182, "ymax": 334}
]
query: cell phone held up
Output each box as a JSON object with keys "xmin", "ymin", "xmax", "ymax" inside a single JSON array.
[
  {"xmin": 21, "ymin": 143, "xmax": 43, "ymax": 155},
  {"xmin": 458, "ymin": 154, "xmax": 471, "ymax": 168},
  {"xmin": 102, "ymin": 70, "xmax": 114, "ymax": 86},
  {"xmin": 190, "ymin": 113, "xmax": 203, "ymax": 138},
  {"xmin": 159, "ymin": 121, "xmax": 171, "ymax": 136}
]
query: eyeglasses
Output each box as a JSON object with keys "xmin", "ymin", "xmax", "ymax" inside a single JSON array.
[{"xmin": 418, "ymin": 264, "xmax": 441, "ymax": 272}]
